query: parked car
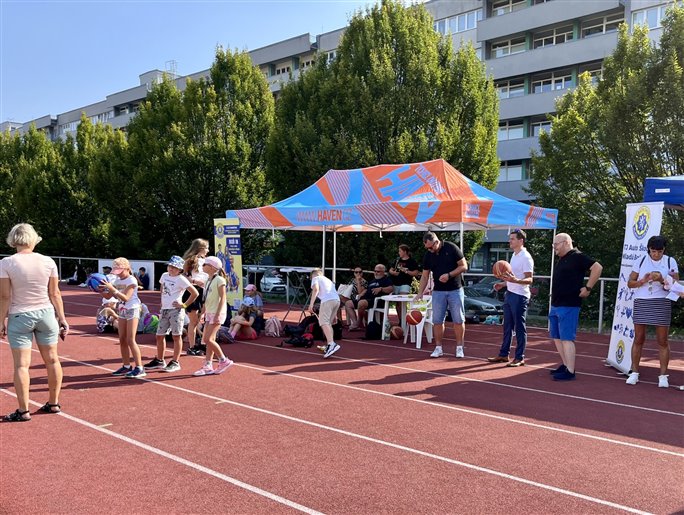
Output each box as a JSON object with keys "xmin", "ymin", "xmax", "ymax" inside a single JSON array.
[
  {"xmin": 260, "ymin": 268, "xmax": 289, "ymax": 295},
  {"xmin": 463, "ymin": 286, "xmax": 504, "ymax": 323}
]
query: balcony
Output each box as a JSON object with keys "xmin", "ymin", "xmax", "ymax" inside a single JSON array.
[
  {"xmin": 497, "ymin": 136, "xmax": 540, "ymax": 161},
  {"xmin": 478, "ymin": 0, "xmax": 623, "ymax": 42},
  {"xmin": 108, "ymin": 111, "xmax": 136, "ymax": 130},
  {"xmin": 500, "ymin": 88, "xmax": 566, "ymax": 119},
  {"xmin": 486, "ymin": 31, "xmax": 618, "ymax": 79}
]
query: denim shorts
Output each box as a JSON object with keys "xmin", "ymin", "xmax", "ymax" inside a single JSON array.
[
  {"xmin": 432, "ymin": 289, "xmax": 465, "ymax": 324},
  {"xmin": 7, "ymin": 308, "xmax": 59, "ymax": 349},
  {"xmin": 393, "ymin": 285, "xmax": 411, "ymax": 295},
  {"xmin": 548, "ymin": 306, "xmax": 581, "ymax": 341},
  {"xmin": 118, "ymin": 306, "xmax": 142, "ymax": 321}
]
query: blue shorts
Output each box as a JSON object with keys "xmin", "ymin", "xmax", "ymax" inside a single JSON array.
[
  {"xmin": 393, "ymin": 285, "xmax": 411, "ymax": 295},
  {"xmin": 432, "ymin": 289, "xmax": 465, "ymax": 324},
  {"xmin": 7, "ymin": 308, "xmax": 59, "ymax": 349},
  {"xmin": 548, "ymin": 306, "xmax": 580, "ymax": 341}
]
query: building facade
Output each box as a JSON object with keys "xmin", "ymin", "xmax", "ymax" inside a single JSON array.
[{"xmin": 1, "ymin": 0, "xmax": 673, "ymax": 269}]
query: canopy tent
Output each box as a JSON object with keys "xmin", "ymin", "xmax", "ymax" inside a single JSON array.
[
  {"xmin": 643, "ymin": 176, "xmax": 684, "ymax": 210},
  {"xmin": 226, "ymin": 159, "xmax": 558, "ymax": 233}
]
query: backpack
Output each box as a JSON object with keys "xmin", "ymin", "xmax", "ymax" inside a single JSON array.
[
  {"xmin": 278, "ymin": 333, "xmax": 314, "ymax": 348},
  {"xmin": 284, "ymin": 315, "xmax": 318, "ymax": 338},
  {"xmin": 264, "ymin": 316, "xmax": 282, "ymax": 337},
  {"xmin": 216, "ymin": 326, "xmax": 235, "ymax": 345},
  {"xmin": 363, "ymin": 320, "xmax": 382, "ymax": 340}
]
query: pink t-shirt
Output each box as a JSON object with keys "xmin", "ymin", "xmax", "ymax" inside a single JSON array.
[{"xmin": 0, "ymin": 253, "xmax": 58, "ymax": 314}]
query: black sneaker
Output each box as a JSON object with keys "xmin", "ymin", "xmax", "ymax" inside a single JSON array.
[
  {"xmin": 144, "ymin": 357, "xmax": 166, "ymax": 370},
  {"xmin": 550, "ymin": 364, "xmax": 567, "ymax": 375},
  {"xmin": 552, "ymin": 369, "xmax": 576, "ymax": 381},
  {"xmin": 163, "ymin": 360, "xmax": 181, "ymax": 373}
]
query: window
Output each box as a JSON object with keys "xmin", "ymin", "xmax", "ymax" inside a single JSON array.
[
  {"xmin": 498, "ymin": 120, "xmax": 524, "ymax": 141},
  {"xmin": 275, "ymin": 65, "xmax": 291, "ymax": 76},
  {"xmin": 499, "ymin": 160, "xmax": 524, "ymax": 181},
  {"xmin": 579, "ymin": 62, "xmax": 603, "ymax": 84},
  {"xmin": 531, "ymin": 70, "xmax": 573, "ymax": 94},
  {"xmin": 496, "ymin": 78, "xmax": 525, "ymax": 99},
  {"xmin": 530, "ymin": 120, "xmax": 552, "ymax": 137},
  {"xmin": 470, "ymin": 251, "xmax": 484, "ymax": 272},
  {"xmin": 301, "ymin": 59, "xmax": 315, "ymax": 69},
  {"xmin": 89, "ymin": 111, "xmax": 114, "ymax": 124},
  {"xmin": 491, "ymin": 37, "xmax": 526, "ymax": 58},
  {"xmin": 59, "ymin": 121, "xmax": 78, "ymax": 134},
  {"xmin": 434, "ymin": 9, "xmax": 482, "ymax": 35},
  {"xmin": 532, "ymin": 25, "xmax": 574, "ymax": 49},
  {"xmin": 491, "ymin": 0, "xmax": 527, "ymax": 17},
  {"xmin": 631, "ymin": 4, "xmax": 671, "ymax": 30},
  {"xmin": 326, "ymin": 50, "xmax": 337, "ymax": 64},
  {"xmin": 581, "ymin": 13, "xmax": 624, "ymax": 38}
]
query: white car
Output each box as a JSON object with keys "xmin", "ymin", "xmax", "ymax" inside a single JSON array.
[{"xmin": 260, "ymin": 269, "xmax": 289, "ymax": 295}]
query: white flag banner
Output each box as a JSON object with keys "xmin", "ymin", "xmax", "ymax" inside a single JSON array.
[{"xmin": 606, "ymin": 202, "xmax": 664, "ymax": 373}]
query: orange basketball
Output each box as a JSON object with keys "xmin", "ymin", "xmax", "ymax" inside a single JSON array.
[
  {"xmin": 492, "ymin": 260, "xmax": 512, "ymax": 279},
  {"xmin": 389, "ymin": 326, "xmax": 404, "ymax": 340},
  {"xmin": 406, "ymin": 309, "xmax": 423, "ymax": 326}
]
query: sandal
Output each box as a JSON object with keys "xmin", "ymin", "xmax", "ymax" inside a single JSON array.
[
  {"xmin": 3, "ymin": 409, "xmax": 31, "ymax": 422},
  {"xmin": 38, "ymin": 402, "xmax": 61, "ymax": 414}
]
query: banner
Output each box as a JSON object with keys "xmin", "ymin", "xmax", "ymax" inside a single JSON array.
[
  {"xmin": 606, "ymin": 202, "xmax": 664, "ymax": 373},
  {"xmin": 213, "ymin": 218, "xmax": 242, "ymax": 311}
]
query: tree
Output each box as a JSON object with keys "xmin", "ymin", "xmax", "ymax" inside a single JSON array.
[
  {"xmin": 0, "ymin": 130, "xmax": 22, "ymax": 252},
  {"xmin": 529, "ymin": 5, "xmax": 684, "ymax": 278},
  {"xmin": 96, "ymin": 47, "xmax": 275, "ymax": 258},
  {"xmin": 267, "ymin": 0, "xmax": 499, "ymax": 268}
]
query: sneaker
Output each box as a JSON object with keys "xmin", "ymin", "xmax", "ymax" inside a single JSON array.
[
  {"xmin": 550, "ymin": 364, "xmax": 567, "ymax": 375},
  {"xmin": 626, "ymin": 372, "xmax": 639, "ymax": 385},
  {"xmin": 487, "ymin": 356, "xmax": 510, "ymax": 363},
  {"xmin": 112, "ymin": 365, "xmax": 132, "ymax": 376},
  {"xmin": 193, "ymin": 362, "xmax": 214, "ymax": 376},
  {"xmin": 658, "ymin": 375, "xmax": 669, "ymax": 388},
  {"xmin": 323, "ymin": 342, "xmax": 341, "ymax": 359},
  {"xmin": 125, "ymin": 366, "xmax": 147, "ymax": 379},
  {"xmin": 144, "ymin": 357, "xmax": 166, "ymax": 370},
  {"xmin": 552, "ymin": 369, "xmax": 576, "ymax": 381},
  {"xmin": 430, "ymin": 346, "xmax": 444, "ymax": 358},
  {"xmin": 214, "ymin": 358, "xmax": 234, "ymax": 375},
  {"xmin": 186, "ymin": 347, "xmax": 201, "ymax": 356},
  {"xmin": 507, "ymin": 359, "xmax": 525, "ymax": 367},
  {"xmin": 455, "ymin": 346, "xmax": 464, "ymax": 359},
  {"xmin": 163, "ymin": 360, "xmax": 181, "ymax": 373}
]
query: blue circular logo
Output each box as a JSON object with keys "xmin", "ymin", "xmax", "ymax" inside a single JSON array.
[{"xmin": 631, "ymin": 207, "xmax": 650, "ymax": 240}]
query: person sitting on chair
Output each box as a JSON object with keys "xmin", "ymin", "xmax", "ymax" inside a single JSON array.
[
  {"xmin": 356, "ymin": 264, "xmax": 393, "ymax": 328},
  {"xmin": 343, "ymin": 266, "xmax": 368, "ymax": 331}
]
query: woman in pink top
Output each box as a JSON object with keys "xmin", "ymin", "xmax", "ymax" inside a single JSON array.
[{"xmin": 0, "ymin": 223, "xmax": 68, "ymax": 422}]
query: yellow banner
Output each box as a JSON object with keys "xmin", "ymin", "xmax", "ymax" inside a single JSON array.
[{"xmin": 213, "ymin": 218, "xmax": 242, "ymax": 311}]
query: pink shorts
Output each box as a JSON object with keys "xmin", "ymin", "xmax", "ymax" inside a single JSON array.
[{"xmin": 205, "ymin": 312, "xmax": 227, "ymax": 325}]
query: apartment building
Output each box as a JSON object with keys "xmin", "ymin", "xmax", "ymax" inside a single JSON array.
[{"xmin": 1, "ymin": 0, "xmax": 673, "ymax": 267}]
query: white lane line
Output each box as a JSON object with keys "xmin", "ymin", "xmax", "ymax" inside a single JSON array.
[
  {"xmin": 1, "ymin": 370, "xmax": 652, "ymax": 515},
  {"xmin": 0, "ymin": 389, "xmax": 322, "ymax": 515},
  {"xmin": 245, "ymin": 341, "xmax": 684, "ymax": 418}
]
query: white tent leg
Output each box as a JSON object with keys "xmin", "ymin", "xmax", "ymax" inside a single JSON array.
[
  {"xmin": 333, "ymin": 230, "xmax": 337, "ymax": 283},
  {"xmin": 549, "ymin": 229, "xmax": 557, "ymax": 316},
  {"xmin": 460, "ymin": 223, "xmax": 464, "ymax": 249},
  {"xmin": 322, "ymin": 226, "xmax": 326, "ymax": 273}
]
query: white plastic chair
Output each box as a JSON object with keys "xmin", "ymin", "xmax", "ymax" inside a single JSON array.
[{"xmin": 404, "ymin": 296, "xmax": 433, "ymax": 349}]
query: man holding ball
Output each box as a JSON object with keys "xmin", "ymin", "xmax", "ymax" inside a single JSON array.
[{"xmin": 487, "ymin": 229, "xmax": 534, "ymax": 367}]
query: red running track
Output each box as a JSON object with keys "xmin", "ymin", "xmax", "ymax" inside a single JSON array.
[{"xmin": 1, "ymin": 287, "xmax": 683, "ymax": 514}]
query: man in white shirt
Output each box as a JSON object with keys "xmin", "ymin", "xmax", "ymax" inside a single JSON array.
[
  {"xmin": 487, "ymin": 229, "xmax": 535, "ymax": 367},
  {"xmin": 308, "ymin": 268, "xmax": 341, "ymax": 359}
]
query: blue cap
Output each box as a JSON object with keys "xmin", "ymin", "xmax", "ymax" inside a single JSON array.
[{"xmin": 167, "ymin": 255, "xmax": 185, "ymax": 270}]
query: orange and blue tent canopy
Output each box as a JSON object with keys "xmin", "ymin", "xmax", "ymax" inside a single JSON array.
[{"xmin": 227, "ymin": 159, "xmax": 558, "ymax": 232}]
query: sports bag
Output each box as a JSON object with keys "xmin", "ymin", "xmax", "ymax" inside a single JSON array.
[
  {"xmin": 278, "ymin": 333, "xmax": 314, "ymax": 348},
  {"xmin": 264, "ymin": 316, "xmax": 282, "ymax": 337}
]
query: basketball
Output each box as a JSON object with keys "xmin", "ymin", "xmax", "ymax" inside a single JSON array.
[
  {"xmin": 406, "ymin": 309, "xmax": 423, "ymax": 326},
  {"xmin": 492, "ymin": 260, "xmax": 512, "ymax": 279},
  {"xmin": 86, "ymin": 273, "xmax": 107, "ymax": 292},
  {"xmin": 389, "ymin": 326, "xmax": 404, "ymax": 340}
]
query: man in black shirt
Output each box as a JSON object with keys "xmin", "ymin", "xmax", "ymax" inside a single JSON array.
[
  {"xmin": 415, "ymin": 232, "xmax": 468, "ymax": 358},
  {"xmin": 549, "ymin": 232, "xmax": 602, "ymax": 381},
  {"xmin": 357, "ymin": 264, "xmax": 394, "ymax": 327}
]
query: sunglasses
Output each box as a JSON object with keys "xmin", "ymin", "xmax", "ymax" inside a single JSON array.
[{"xmin": 354, "ymin": 270, "xmax": 363, "ymax": 274}]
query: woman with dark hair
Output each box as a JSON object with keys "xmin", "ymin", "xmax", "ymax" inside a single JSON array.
[
  {"xmin": 626, "ymin": 235, "xmax": 679, "ymax": 388},
  {"xmin": 0, "ymin": 223, "xmax": 68, "ymax": 421}
]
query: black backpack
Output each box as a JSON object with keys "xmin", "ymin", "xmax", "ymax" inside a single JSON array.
[
  {"xmin": 363, "ymin": 321, "xmax": 382, "ymax": 340},
  {"xmin": 278, "ymin": 334, "xmax": 314, "ymax": 348}
]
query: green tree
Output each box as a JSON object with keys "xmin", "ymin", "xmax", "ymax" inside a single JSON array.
[
  {"xmin": 267, "ymin": 0, "xmax": 499, "ymax": 268},
  {"xmin": 529, "ymin": 5, "xmax": 684, "ymax": 276},
  {"xmin": 92, "ymin": 47, "xmax": 275, "ymax": 259},
  {"xmin": 0, "ymin": 130, "xmax": 22, "ymax": 252}
]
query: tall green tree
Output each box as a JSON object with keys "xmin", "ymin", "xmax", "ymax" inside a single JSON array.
[
  {"xmin": 97, "ymin": 47, "xmax": 275, "ymax": 258},
  {"xmin": 267, "ymin": 0, "xmax": 499, "ymax": 268},
  {"xmin": 0, "ymin": 130, "xmax": 22, "ymax": 252},
  {"xmin": 529, "ymin": 5, "xmax": 684, "ymax": 278}
]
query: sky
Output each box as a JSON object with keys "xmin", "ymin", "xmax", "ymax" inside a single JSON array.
[{"xmin": 0, "ymin": 0, "xmax": 388, "ymax": 123}]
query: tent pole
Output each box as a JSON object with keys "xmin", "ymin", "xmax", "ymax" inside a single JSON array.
[
  {"xmin": 322, "ymin": 226, "xmax": 326, "ymax": 273},
  {"xmin": 460, "ymin": 223, "xmax": 464, "ymax": 249},
  {"xmin": 333, "ymin": 230, "xmax": 337, "ymax": 283},
  {"xmin": 549, "ymin": 229, "xmax": 556, "ymax": 317}
]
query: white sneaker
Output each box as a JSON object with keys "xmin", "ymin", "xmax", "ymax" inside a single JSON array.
[
  {"xmin": 430, "ymin": 346, "xmax": 443, "ymax": 358},
  {"xmin": 323, "ymin": 342, "xmax": 341, "ymax": 359},
  {"xmin": 626, "ymin": 372, "xmax": 639, "ymax": 385},
  {"xmin": 455, "ymin": 346, "xmax": 464, "ymax": 358},
  {"xmin": 658, "ymin": 375, "xmax": 669, "ymax": 388}
]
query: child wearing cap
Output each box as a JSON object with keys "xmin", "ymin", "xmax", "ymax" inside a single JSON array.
[
  {"xmin": 144, "ymin": 256, "xmax": 199, "ymax": 373},
  {"xmin": 193, "ymin": 256, "xmax": 234, "ymax": 376},
  {"xmin": 100, "ymin": 257, "xmax": 146, "ymax": 378},
  {"xmin": 228, "ymin": 297, "xmax": 259, "ymax": 340}
]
